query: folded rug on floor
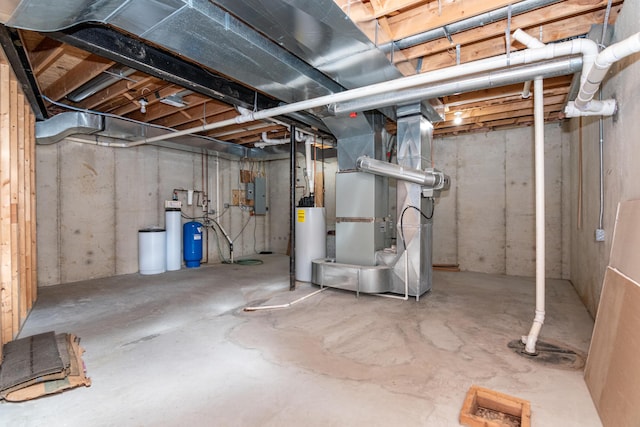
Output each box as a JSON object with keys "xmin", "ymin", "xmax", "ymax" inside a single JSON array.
[{"xmin": 0, "ymin": 331, "xmax": 91, "ymax": 401}]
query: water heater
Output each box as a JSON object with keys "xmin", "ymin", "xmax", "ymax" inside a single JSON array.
[{"xmin": 295, "ymin": 207, "xmax": 326, "ymax": 282}]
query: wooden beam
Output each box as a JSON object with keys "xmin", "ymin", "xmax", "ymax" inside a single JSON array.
[
  {"xmin": 43, "ymin": 54, "xmax": 113, "ymax": 102},
  {"xmin": 29, "ymin": 38, "xmax": 65, "ymax": 76},
  {"xmin": 399, "ymin": 1, "xmax": 620, "ymax": 63},
  {"xmin": 441, "ymin": 76, "xmax": 571, "ymax": 107},
  {"xmin": 213, "ymin": 124, "xmax": 281, "ymax": 142},
  {"xmin": 168, "ymin": 106, "xmax": 237, "ymax": 130},
  {"xmin": 111, "ymin": 84, "xmax": 179, "ymax": 117},
  {"xmin": 335, "ymin": 0, "xmax": 427, "ymax": 21},
  {"xmin": 75, "ymin": 73, "xmax": 153, "ymax": 110},
  {"xmin": 436, "ymin": 102, "xmax": 566, "ymax": 129},
  {"xmin": 388, "ymin": 0, "xmax": 518, "ymax": 40},
  {"xmin": 414, "ymin": 6, "xmax": 621, "ymax": 72},
  {"xmin": 126, "ymin": 92, "xmax": 209, "ymax": 122},
  {"xmin": 446, "ymin": 93, "xmax": 568, "ymax": 120}
]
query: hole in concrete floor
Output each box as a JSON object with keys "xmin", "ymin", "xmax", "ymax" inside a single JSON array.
[
  {"xmin": 507, "ymin": 339, "xmax": 586, "ymax": 369},
  {"xmin": 475, "ymin": 406, "xmax": 521, "ymax": 427}
]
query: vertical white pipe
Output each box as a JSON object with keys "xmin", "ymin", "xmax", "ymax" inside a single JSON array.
[
  {"xmin": 305, "ymin": 138, "xmax": 315, "ymax": 196},
  {"xmin": 524, "ymin": 77, "xmax": 546, "ymax": 354},
  {"xmin": 521, "ymin": 80, "xmax": 532, "ymax": 98}
]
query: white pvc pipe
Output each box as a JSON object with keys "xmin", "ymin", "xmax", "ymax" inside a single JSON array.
[
  {"xmin": 305, "ymin": 138, "xmax": 315, "ymax": 195},
  {"xmin": 521, "ymin": 80, "xmax": 532, "ymax": 99},
  {"xmin": 513, "ymin": 30, "xmax": 545, "ymax": 102},
  {"xmin": 136, "ymin": 34, "xmax": 599, "ymax": 145},
  {"xmin": 65, "ymin": 135, "xmax": 137, "ymax": 148},
  {"xmin": 566, "ymin": 32, "xmax": 640, "ymax": 117},
  {"xmin": 514, "ymin": 29, "xmax": 547, "ymax": 355},
  {"xmin": 254, "ymin": 130, "xmax": 307, "ymax": 149},
  {"xmin": 243, "ymin": 287, "xmax": 327, "ymax": 311},
  {"xmin": 523, "ymin": 76, "xmax": 547, "ymax": 354},
  {"xmin": 575, "ymin": 32, "xmax": 640, "ymax": 110}
]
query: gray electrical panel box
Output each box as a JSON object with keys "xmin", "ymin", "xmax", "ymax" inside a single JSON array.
[
  {"xmin": 254, "ymin": 177, "xmax": 266, "ymax": 215},
  {"xmin": 245, "ymin": 182, "xmax": 255, "ymax": 200}
]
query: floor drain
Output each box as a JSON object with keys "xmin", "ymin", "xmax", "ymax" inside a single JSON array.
[{"xmin": 508, "ymin": 339, "xmax": 586, "ymax": 370}]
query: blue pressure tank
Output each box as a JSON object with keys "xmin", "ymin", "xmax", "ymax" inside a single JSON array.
[{"xmin": 183, "ymin": 221, "xmax": 203, "ymax": 268}]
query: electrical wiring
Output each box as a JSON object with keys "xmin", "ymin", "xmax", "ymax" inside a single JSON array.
[
  {"xmin": 232, "ymin": 215, "xmax": 254, "ymax": 243},
  {"xmin": 253, "ymin": 215, "xmax": 259, "ymax": 254},
  {"xmin": 399, "ymin": 202, "xmax": 435, "ymax": 250},
  {"xmin": 209, "ymin": 223, "xmax": 232, "ymax": 263},
  {"xmin": 212, "ymin": 207, "xmax": 229, "ymax": 220}
]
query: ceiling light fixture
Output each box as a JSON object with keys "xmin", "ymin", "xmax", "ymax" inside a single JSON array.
[
  {"xmin": 453, "ymin": 111, "xmax": 463, "ymax": 125},
  {"xmin": 160, "ymin": 93, "xmax": 189, "ymax": 108},
  {"xmin": 139, "ymin": 98, "xmax": 148, "ymax": 114}
]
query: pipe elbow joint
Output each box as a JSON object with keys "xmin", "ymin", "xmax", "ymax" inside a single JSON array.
[{"xmin": 565, "ymin": 100, "xmax": 617, "ymax": 117}]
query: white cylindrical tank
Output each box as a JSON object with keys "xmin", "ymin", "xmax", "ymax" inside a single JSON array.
[
  {"xmin": 138, "ymin": 227, "xmax": 167, "ymax": 275},
  {"xmin": 295, "ymin": 207, "xmax": 326, "ymax": 282},
  {"xmin": 165, "ymin": 208, "xmax": 182, "ymax": 271}
]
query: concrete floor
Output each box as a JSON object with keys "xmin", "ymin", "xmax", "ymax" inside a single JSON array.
[{"xmin": 1, "ymin": 255, "xmax": 600, "ymax": 426}]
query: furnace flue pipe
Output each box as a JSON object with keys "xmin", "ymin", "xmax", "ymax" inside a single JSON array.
[{"xmin": 356, "ymin": 156, "xmax": 448, "ymax": 189}]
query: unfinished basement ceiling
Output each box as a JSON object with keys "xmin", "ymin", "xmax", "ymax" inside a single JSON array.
[{"xmin": 0, "ymin": 0, "xmax": 623, "ymax": 149}]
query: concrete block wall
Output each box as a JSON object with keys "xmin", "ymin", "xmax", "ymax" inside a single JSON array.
[
  {"xmin": 36, "ymin": 140, "xmax": 266, "ymax": 286},
  {"xmin": 569, "ymin": 0, "xmax": 640, "ymax": 316},
  {"xmin": 432, "ymin": 124, "xmax": 571, "ymax": 279}
]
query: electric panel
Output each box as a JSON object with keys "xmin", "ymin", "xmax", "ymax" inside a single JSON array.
[{"xmin": 254, "ymin": 177, "xmax": 266, "ymax": 215}]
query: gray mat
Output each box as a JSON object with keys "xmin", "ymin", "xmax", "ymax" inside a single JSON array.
[{"xmin": 0, "ymin": 331, "xmax": 65, "ymax": 392}]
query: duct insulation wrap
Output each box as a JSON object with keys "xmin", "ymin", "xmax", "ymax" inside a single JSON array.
[
  {"xmin": 138, "ymin": 227, "xmax": 166, "ymax": 275},
  {"xmin": 165, "ymin": 208, "xmax": 182, "ymax": 271},
  {"xmin": 183, "ymin": 222, "xmax": 203, "ymax": 268},
  {"xmin": 295, "ymin": 207, "xmax": 326, "ymax": 282}
]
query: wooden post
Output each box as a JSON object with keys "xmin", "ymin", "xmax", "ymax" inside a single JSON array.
[
  {"xmin": 17, "ymin": 92, "xmax": 27, "ymax": 323},
  {"xmin": 1, "ymin": 61, "xmax": 13, "ymax": 345},
  {"xmin": 29, "ymin": 111, "xmax": 36, "ymax": 305},
  {"xmin": 10, "ymin": 77, "xmax": 19, "ymax": 334},
  {"xmin": 0, "ymin": 47, "xmax": 39, "ymax": 353}
]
